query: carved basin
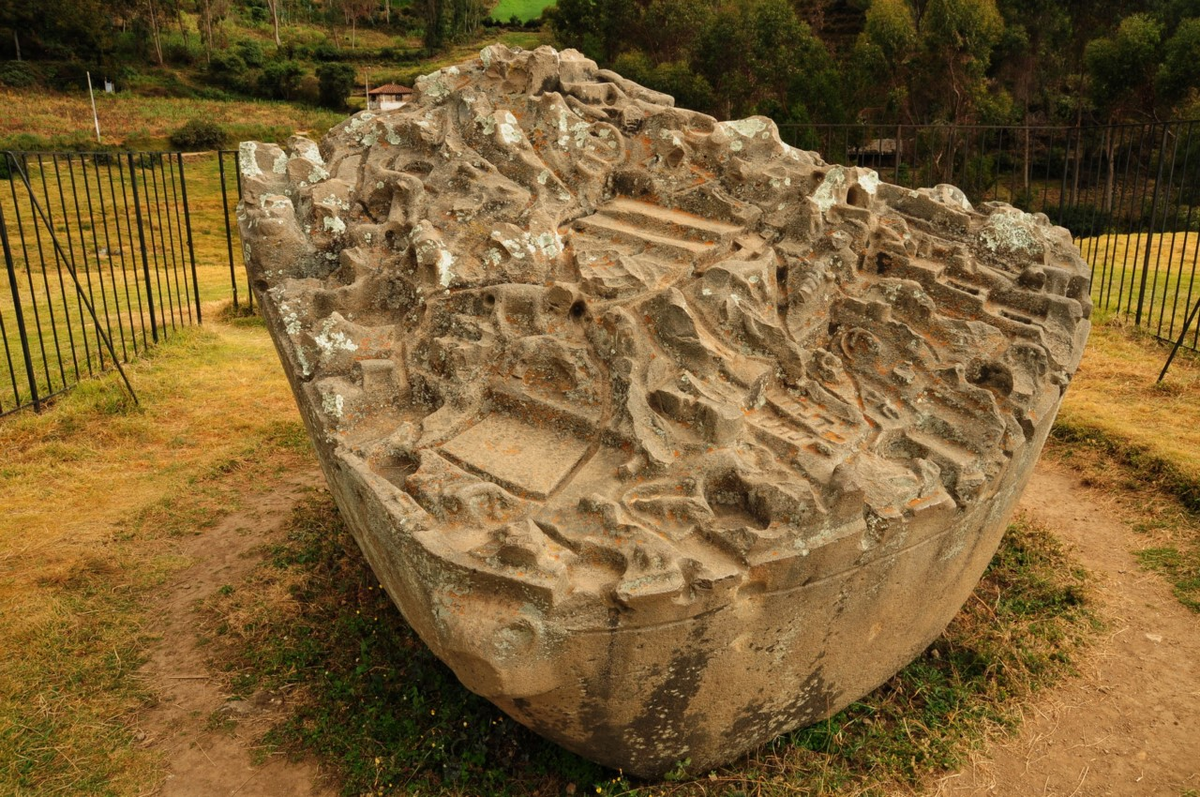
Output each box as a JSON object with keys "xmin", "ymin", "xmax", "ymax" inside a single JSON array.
[{"xmin": 236, "ymin": 45, "xmax": 1091, "ymax": 777}]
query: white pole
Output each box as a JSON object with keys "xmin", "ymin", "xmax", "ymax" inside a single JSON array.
[{"xmin": 87, "ymin": 71, "xmax": 101, "ymax": 143}]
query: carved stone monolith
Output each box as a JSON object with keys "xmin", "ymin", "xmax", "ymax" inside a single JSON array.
[{"xmin": 236, "ymin": 45, "xmax": 1090, "ymax": 778}]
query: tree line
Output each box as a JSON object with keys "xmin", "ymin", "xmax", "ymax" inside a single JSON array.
[
  {"xmin": 4, "ymin": 0, "xmax": 1200, "ymax": 128},
  {"xmin": 546, "ymin": 0, "xmax": 1200, "ymax": 127}
]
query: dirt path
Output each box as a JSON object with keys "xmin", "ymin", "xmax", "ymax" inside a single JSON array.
[
  {"xmin": 135, "ymin": 467, "xmax": 336, "ymax": 797},
  {"xmin": 934, "ymin": 460, "xmax": 1200, "ymax": 797}
]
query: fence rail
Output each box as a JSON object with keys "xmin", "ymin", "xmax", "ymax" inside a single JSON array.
[
  {"xmin": 0, "ymin": 150, "xmax": 199, "ymax": 415},
  {"xmin": 780, "ymin": 121, "xmax": 1200, "ymax": 356}
]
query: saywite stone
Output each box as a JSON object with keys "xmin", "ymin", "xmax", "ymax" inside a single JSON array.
[{"xmin": 237, "ymin": 46, "xmax": 1091, "ymax": 778}]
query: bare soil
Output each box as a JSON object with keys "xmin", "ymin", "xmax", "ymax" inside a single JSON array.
[
  {"xmin": 134, "ymin": 459, "xmax": 1200, "ymax": 796},
  {"xmin": 934, "ymin": 460, "xmax": 1200, "ymax": 797},
  {"xmin": 136, "ymin": 467, "xmax": 336, "ymax": 797}
]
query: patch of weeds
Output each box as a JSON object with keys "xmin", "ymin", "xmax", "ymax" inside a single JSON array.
[
  {"xmin": 1136, "ymin": 547, "xmax": 1200, "ymax": 611},
  {"xmin": 215, "ymin": 300, "xmax": 265, "ymax": 328},
  {"xmin": 206, "ymin": 502, "xmax": 1097, "ymax": 797}
]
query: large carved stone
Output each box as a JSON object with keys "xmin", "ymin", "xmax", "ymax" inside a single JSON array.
[{"xmin": 237, "ymin": 45, "xmax": 1091, "ymax": 778}]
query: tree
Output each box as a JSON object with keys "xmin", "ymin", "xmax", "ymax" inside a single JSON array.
[
  {"xmin": 264, "ymin": 0, "xmax": 283, "ymax": 46},
  {"xmin": 1085, "ymin": 13, "xmax": 1163, "ymax": 121},
  {"xmin": 921, "ymin": 0, "xmax": 1005, "ymax": 123},
  {"xmin": 415, "ymin": 0, "xmax": 491, "ymax": 52},
  {"xmin": 853, "ymin": 0, "xmax": 919, "ymax": 121},
  {"xmin": 339, "ymin": 0, "xmax": 376, "ymax": 47},
  {"xmin": 317, "ymin": 61, "xmax": 356, "ymax": 109},
  {"xmin": 1156, "ymin": 16, "xmax": 1200, "ymax": 107},
  {"xmin": 198, "ymin": 0, "xmax": 231, "ymax": 63},
  {"xmin": 258, "ymin": 59, "xmax": 305, "ymax": 100}
]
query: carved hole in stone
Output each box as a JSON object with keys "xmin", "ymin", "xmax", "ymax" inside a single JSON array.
[
  {"xmin": 705, "ymin": 473, "xmax": 770, "ymax": 530},
  {"xmin": 665, "ymin": 147, "xmax": 685, "ymax": 169},
  {"xmin": 253, "ymin": 279, "xmax": 268, "ymax": 293},
  {"xmin": 484, "ymin": 292, "xmax": 496, "ymax": 309},
  {"xmin": 372, "ymin": 451, "xmax": 419, "ymax": 491},
  {"xmin": 569, "ymin": 299, "xmax": 587, "ymax": 320},
  {"xmin": 847, "ymin": 185, "xmax": 870, "ymax": 208},
  {"xmin": 876, "ymin": 252, "xmax": 894, "ymax": 275},
  {"xmin": 968, "ymin": 361, "xmax": 1014, "ymax": 397},
  {"xmin": 1019, "ymin": 267, "xmax": 1047, "ymax": 291},
  {"xmin": 312, "ymin": 290, "xmax": 336, "ymax": 318}
]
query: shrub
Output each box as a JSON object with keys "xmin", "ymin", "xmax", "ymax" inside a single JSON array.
[
  {"xmin": 208, "ymin": 50, "xmax": 248, "ymax": 90},
  {"xmin": 258, "ymin": 60, "xmax": 306, "ymax": 100},
  {"xmin": 169, "ymin": 118, "xmax": 228, "ymax": 151},
  {"xmin": 316, "ymin": 62, "xmax": 357, "ymax": 110},
  {"xmin": 0, "ymin": 60, "xmax": 38, "ymax": 88},
  {"xmin": 234, "ymin": 39, "xmax": 266, "ymax": 68},
  {"xmin": 1047, "ymin": 203, "xmax": 1106, "ymax": 238}
]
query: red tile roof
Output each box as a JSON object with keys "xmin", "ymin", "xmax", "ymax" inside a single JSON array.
[{"xmin": 367, "ymin": 83, "xmax": 413, "ymax": 96}]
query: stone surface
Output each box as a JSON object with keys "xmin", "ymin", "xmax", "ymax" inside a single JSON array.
[{"xmin": 236, "ymin": 45, "xmax": 1091, "ymax": 778}]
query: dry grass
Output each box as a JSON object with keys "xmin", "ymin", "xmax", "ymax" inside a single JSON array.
[
  {"xmin": 0, "ymin": 317, "xmax": 309, "ymax": 795},
  {"xmin": 1048, "ymin": 319, "xmax": 1200, "ymax": 611},
  {"xmin": 0, "ymin": 89, "xmax": 345, "ymax": 149},
  {"xmin": 1057, "ymin": 319, "xmax": 1200, "ymax": 487}
]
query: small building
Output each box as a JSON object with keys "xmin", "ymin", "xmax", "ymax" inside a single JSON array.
[{"xmin": 367, "ymin": 83, "xmax": 414, "ymax": 112}]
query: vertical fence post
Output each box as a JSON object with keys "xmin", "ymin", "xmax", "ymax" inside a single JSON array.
[
  {"xmin": 1136, "ymin": 123, "xmax": 1172, "ymax": 327},
  {"xmin": 127, "ymin": 152, "xmax": 158, "ymax": 344},
  {"xmin": 177, "ymin": 152, "xmax": 202, "ymax": 324},
  {"xmin": 1, "ymin": 191, "xmax": 41, "ymax": 412},
  {"xmin": 218, "ymin": 151, "xmax": 239, "ymax": 310}
]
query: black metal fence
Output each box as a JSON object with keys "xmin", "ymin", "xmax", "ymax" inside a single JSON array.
[
  {"xmin": 780, "ymin": 121, "xmax": 1200, "ymax": 356},
  {"xmin": 0, "ymin": 151, "xmax": 199, "ymax": 415}
]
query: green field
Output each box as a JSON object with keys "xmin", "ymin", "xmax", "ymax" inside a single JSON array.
[{"xmin": 489, "ymin": 0, "xmax": 555, "ymax": 22}]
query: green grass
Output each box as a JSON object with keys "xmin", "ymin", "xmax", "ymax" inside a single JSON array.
[
  {"xmin": 489, "ymin": 0, "xmax": 556, "ymax": 22},
  {"xmin": 203, "ymin": 504, "xmax": 1097, "ymax": 797}
]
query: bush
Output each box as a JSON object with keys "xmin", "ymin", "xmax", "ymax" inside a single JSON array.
[
  {"xmin": 316, "ymin": 62, "xmax": 356, "ymax": 110},
  {"xmin": 0, "ymin": 60, "xmax": 38, "ymax": 88},
  {"xmin": 258, "ymin": 60, "xmax": 306, "ymax": 100},
  {"xmin": 208, "ymin": 50, "xmax": 248, "ymax": 90},
  {"xmin": 169, "ymin": 118, "xmax": 228, "ymax": 151},
  {"xmin": 1047, "ymin": 203, "xmax": 1106, "ymax": 238},
  {"xmin": 234, "ymin": 39, "xmax": 266, "ymax": 68}
]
